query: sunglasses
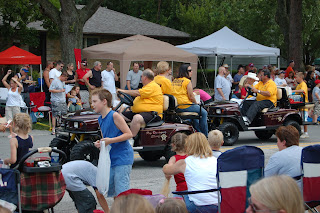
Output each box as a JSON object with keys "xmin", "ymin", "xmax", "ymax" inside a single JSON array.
[{"xmin": 188, "ymin": 69, "xmax": 192, "ymax": 72}]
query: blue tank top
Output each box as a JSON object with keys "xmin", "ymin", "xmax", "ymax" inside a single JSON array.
[
  {"xmin": 11, "ymin": 135, "xmax": 33, "ymax": 168},
  {"xmin": 98, "ymin": 110, "xmax": 134, "ymax": 167}
]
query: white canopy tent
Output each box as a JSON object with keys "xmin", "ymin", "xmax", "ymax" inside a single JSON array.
[{"xmin": 177, "ymin": 26, "xmax": 280, "ymax": 76}]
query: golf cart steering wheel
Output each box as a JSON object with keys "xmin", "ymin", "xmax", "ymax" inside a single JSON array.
[
  {"xmin": 117, "ymin": 91, "xmax": 134, "ymax": 106},
  {"xmin": 245, "ymin": 87, "xmax": 257, "ymax": 97}
]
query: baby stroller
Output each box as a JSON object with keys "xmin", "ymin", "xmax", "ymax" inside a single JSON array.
[{"xmin": 0, "ymin": 147, "xmax": 66, "ymax": 213}]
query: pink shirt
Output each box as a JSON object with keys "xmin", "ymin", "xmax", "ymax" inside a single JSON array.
[{"xmin": 198, "ymin": 89, "xmax": 212, "ymax": 102}]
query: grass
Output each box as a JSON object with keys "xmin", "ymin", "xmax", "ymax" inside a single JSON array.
[{"xmin": 32, "ymin": 118, "xmax": 51, "ymax": 131}]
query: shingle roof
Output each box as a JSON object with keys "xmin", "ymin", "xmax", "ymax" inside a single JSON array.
[{"xmin": 27, "ymin": 6, "xmax": 189, "ymax": 38}]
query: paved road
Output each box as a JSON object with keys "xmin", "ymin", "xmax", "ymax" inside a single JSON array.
[{"xmin": 0, "ymin": 126, "xmax": 319, "ymax": 212}]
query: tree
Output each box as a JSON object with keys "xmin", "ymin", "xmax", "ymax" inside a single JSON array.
[{"xmin": 33, "ymin": 0, "xmax": 104, "ymax": 64}]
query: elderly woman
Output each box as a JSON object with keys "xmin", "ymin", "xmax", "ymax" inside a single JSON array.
[
  {"xmin": 172, "ymin": 64, "xmax": 208, "ymax": 136},
  {"xmin": 163, "ymin": 133, "xmax": 218, "ymax": 213},
  {"xmin": 246, "ymin": 175, "xmax": 304, "ymax": 213},
  {"xmin": 264, "ymin": 125, "xmax": 302, "ymax": 188}
]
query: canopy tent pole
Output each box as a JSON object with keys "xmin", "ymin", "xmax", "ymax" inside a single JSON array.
[
  {"xmin": 198, "ymin": 58, "xmax": 210, "ymax": 89},
  {"xmin": 277, "ymin": 56, "xmax": 280, "ymax": 69},
  {"xmin": 40, "ymin": 64, "xmax": 43, "ymax": 92},
  {"xmin": 230, "ymin": 56, "xmax": 233, "ymax": 74},
  {"xmin": 215, "ymin": 54, "xmax": 218, "ymax": 77}
]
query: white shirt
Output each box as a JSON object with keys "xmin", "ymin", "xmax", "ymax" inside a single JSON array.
[
  {"xmin": 6, "ymin": 88, "xmax": 22, "ymax": 107},
  {"xmin": 49, "ymin": 68, "xmax": 61, "ymax": 79},
  {"xmin": 101, "ymin": 70, "xmax": 116, "ymax": 94},
  {"xmin": 274, "ymin": 78, "xmax": 287, "ymax": 86},
  {"xmin": 184, "ymin": 156, "xmax": 218, "ymax": 206}
]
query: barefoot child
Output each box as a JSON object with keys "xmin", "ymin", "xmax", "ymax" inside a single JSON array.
[
  {"xmin": 92, "ymin": 89, "xmax": 133, "ymax": 208},
  {"xmin": 4, "ymin": 113, "xmax": 33, "ymax": 168},
  {"xmin": 165, "ymin": 133, "xmax": 188, "ymax": 197},
  {"xmin": 208, "ymin": 130, "xmax": 224, "ymax": 158}
]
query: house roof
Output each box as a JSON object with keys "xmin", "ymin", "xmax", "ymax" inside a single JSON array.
[{"xmin": 27, "ymin": 6, "xmax": 189, "ymax": 38}]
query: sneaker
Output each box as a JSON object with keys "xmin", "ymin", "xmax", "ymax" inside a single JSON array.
[{"xmin": 300, "ymin": 133, "xmax": 309, "ymax": 139}]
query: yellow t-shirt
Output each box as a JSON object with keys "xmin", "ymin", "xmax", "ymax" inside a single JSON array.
[
  {"xmin": 131, "ymin": 81, "xmax": 163, "ymax": 118},
  {"xmin": 296, "ymin": 81, "xmax": 308, "ymax": 103},
  {"xmin": 154, "ymin": 75, "xmax": 172, "ymax": 95},
  {"xmin": 172, "ymin": 77, "xmax": 192, "ymax": 109},
  {"xmin": 254, "ymin": 79, "xmax": 278, "ymax": 104}
]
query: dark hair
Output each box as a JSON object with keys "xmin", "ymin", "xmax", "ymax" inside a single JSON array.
[
  {"xmin": 61, "ymin": 71, "xmax": 68, "ymax": 77},
  {"xmin": 133, "ymin": 62, "xmax": 139, "ymax": 66},
  {"xmin": 107, "ymin": 61, "xmax": 113, "ymax": 65},
  {"xmin": 46, "ymin": 61, "xmax": 53, "ymax": 66},
  {"xmin": 237, "ymin": 65, "xmax": 244, "ymax": 71},
  {"xmin": 70, "ymin": 85, "xmax": 81, "ymax": 99},
  {"xmin": 55, "ymin": 60, "xmax": 64, "ymax": 66},
  {"xmin": 306, "ymin": 71, "xmax": 314, "ymax": 81},
  {"xmin": 177, "ymin": 64, "xmax": 191, "ymax": 78},
  {"xmin": 275, "ymin": 125, "xmax": 299, "ymax": 147},
  {"xmin": 91, "ymin": 88, "xmax": 113, "ymax": 108},
  {"xmin": 288, "ymin": 71, "xmax": 295, "ymax": 79},
  {"xmin": 262, "ymin": 69, "xmax": 271, "ymax": 78}
]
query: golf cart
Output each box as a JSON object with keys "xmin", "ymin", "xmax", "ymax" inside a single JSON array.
[
  {"xmin": 49, "ymin": 91, "xmax": 195, "ymax": 164},
  {"xmin": 205, "ymin": 87, "xmax": 310, "ymax": 145}
]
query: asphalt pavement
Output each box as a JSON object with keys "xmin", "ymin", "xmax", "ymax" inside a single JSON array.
[{"xmin": 0, "ymin": 126, "xmax": 319, "ymax": 212}]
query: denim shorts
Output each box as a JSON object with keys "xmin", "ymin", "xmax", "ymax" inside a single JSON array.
[
  {"xmin": 108, "ymin": 164, "xmax": 132, "ymax": 197},
  {"xmin": 68, "ymin": 188, "xmax": 97, "ymax": 213}
]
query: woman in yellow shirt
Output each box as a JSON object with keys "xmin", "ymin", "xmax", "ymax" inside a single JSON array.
[{"xmin": 172, "ymin": 64, "xmax": 208, "ymax": 136}]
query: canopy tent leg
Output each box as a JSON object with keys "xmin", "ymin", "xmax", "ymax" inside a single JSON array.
[
  {"xmin": 278, "ymin": 56, "xmax": 280, "ymax": 69},
  {"xmin": 198, "ymin": 58, "xmax": 210, "ymax": 89},
  {"xmin": 40, "ymin": 64, "xmax": 43, "ymax": 92},
  {"xmin": 230, "ymin": 56, "xmax": 233, "ymax": 74},
  {"xmin": 215, "ymin": 54, "xmax": 218, "ymax": 77}
]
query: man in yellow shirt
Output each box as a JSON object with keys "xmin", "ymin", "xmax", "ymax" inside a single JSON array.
[
  {"xmin": 292, "ymin": 72, "xmax": 309, "ymax": 138},
  {"xmin": 241, "ymin": 70, "xmax": 277, "ymax": 125},
  {"xmin": 118, "ymin": 69, "xmax": 163, "ymax": 137},
  {"xmin": 154, "ymin": 61, "xmax": 172, "ymax": 95}
]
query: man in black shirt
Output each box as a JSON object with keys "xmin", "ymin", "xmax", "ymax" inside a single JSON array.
[{"xmin": 82, "ymin": 61, "xmax": 102, "ymax": 107}]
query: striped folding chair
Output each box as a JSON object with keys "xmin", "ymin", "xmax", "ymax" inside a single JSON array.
[
  {"xmin": 217, "ymin": 145, "xmax": 264, "ymax": 213},
  {"xmin": 301, "ymin": 144, "xmax": 320, "ymax": 212}
]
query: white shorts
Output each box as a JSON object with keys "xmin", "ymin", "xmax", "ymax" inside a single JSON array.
[{"xmin": 5, "ymin": 106, "xmax": 21, "ymax": 121}]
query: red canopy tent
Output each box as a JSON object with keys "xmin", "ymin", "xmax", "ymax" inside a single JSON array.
[{"xmin": 0, "ymin": 46, "xmax": 43, "ymax": 91}]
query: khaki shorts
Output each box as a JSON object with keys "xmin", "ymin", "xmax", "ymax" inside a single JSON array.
[
  {"xmin": 5, "ymin": 106, "xmax": 21, "ymax": 121},
  {"xmin": 314, "ymin": 102, "xmax": 320, "ymax": 116}
]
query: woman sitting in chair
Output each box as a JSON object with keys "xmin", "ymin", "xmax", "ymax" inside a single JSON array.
[
  {"xmin": 163, "ymin": 132, "xmax": 218, "ymax": 213},
  {"xmin": 172, "ymin": 64, "xmax": 208, "ymax": 136}
]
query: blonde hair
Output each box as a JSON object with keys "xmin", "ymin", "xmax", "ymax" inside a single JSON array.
[
  {"xmin": 249, "ymin": 175, "xmax": 304, "ymax": 213},
  {"xmin": 208, "ymin": 130, "xmax": 223, "ymax": 148},
  {"xmin": 157, "ymin": 61, "xmax": 170, "ymax": 74},
  {"xmin": 297, "ymin": 72, "xmax": 304, "ymax": 79},
  {"xmin": 110, "ymin": 194, "xmax": 155, "ymax": 213},
  {"xmin": 185, "ymin": 132, "xmax": 212, "ymax": 158},
  {"xmin": 67, "ymin": 63, "xmax": 73, "ymax": 70},
  {"xmin": 171, "ymin": 133, "xmax": 187, "ymax": 152},
  {"xmin": 13, "ymin": 113, "xmax": 32, "ymax": 134},
  {"xmin": 155, "ymin": 198, "xmax": 188, "ymax": 213}
]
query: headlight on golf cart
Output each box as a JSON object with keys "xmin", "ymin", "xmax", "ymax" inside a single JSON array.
[
  {"xmin": 74, "ymin": 122, "xmax": 78, "ymax": 128},
  {"xmin": 216, "ymin": 108, "xmax": 224, "ymax": 114}
]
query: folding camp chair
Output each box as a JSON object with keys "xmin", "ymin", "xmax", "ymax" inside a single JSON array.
[
  {"xmin": 29, "ymin": 92, "xmax": 52, "ymax": 128},
  {"xmin": 0, "ymin": 168, "xmax": 22, "ymax": 213},
  {"xmin": 172, "ymin": 145, "xmax": 264, "ymax": 213},
  {"xmin": 301, "ymin": 144, "xmax": 320, "ymax": 212}
]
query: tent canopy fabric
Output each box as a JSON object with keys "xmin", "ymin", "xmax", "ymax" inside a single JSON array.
[
  {"xmin": 176, "ymin": 26, "xmax": 280, "ymax": 57},
  {"xmin": 82, "ymin": 35, "xmax": 198, "ymax": 88},
  {"xmin": 0, "ymin": 46, "xmax": 41, "ymax": 64}
]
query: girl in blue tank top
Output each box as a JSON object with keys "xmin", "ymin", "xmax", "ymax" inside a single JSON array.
[
  {"xmin": 92, "ymin": 89, "xmax": 133, "ymax": 198},
  {"xmin": 4, "ymin": 113, "xmax": 33, "ymax": 168}
]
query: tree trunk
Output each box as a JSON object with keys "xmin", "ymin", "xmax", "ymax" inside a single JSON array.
[
  {"xmin": 275, "ymin": 0, "xmax": 290, "ymax": 59},
  {"xmin": 289, "ymin": 0, "xmax": 304, "ymax": 71}
]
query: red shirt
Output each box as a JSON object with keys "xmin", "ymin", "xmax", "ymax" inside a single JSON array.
[
  {"xmin": 174, "ymin": 154, "xmax": 188, "ymax": 191},
  {"xmin": 241, "ymin": 87, "xmax": 247, "ymax": 98},
  {"xmin": 285, "ymin": 66, "xmax": 294, "ymax": 78},
  {"xmin": 76, "ymin": 68, "xmax": 90, "ymax": 85}
]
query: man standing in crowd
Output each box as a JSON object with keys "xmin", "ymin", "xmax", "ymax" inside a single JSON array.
[
  {"xmin": 76, "ymin": 59, "xmax": 90, "ymax": 108},
  {"xmin": 43, "ymin": 61, "xmax": 54, "ymax": 103},
  {"xmin": 101, "ymin": 61, "xmax": 118, "ymax": 105},
  {"xmin": 126, "ymin": 62, "xmax": 142, "ymax": 90},
  {"xmin": 274, "ymin": 71, "xmax": 288, "ymax": 87},
  {"xmin": 49, "ymin": 60, "xmax": 64, "ymax": 83},
  {"xmin": 241, "ymin": 70, "xmax": 277, "ymax": 125},
  {"xmin": 233, "ymin": 65, "xmax": 245, "ymax": 92},
  {"xmin": 214, "ymin": 66, "xmax": 231, "ymax": 101},
  {"xmin": 49, "ymin": 71, "xmax": 68, "ymax": 135},
  {"xmin": 285, "ymin": 60, "xmax": 294, "ymax": 78},
  {"xmin": 118, "ymin": 69, "xmax": 163, "ymax": 138},
  {"xmin": 223, "ymin": 64, "xmax": 233, "ymax": 87},
  {"xmin": 83, "ymin": 61, "xmax": 102, "ymax": 107}
]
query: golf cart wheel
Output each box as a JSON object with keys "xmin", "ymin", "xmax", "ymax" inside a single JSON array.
[
  {"xmin": 284, "ymin": 120, "xmax": 302, "ymax": 135},
  {"xmin": 218, "ymin": 122, "xmax": 239, "ymax": 146},
  {"xmin": 138, "ymin": 151, "xmax": 163, "ymax": 161},
  {"xmin": 70, "ymin": 140, "xmax": 100, "ymax": 166},
  {"xmin": 254, "ymin": 130, "xmax": 274, "ymax": 140},
  {"xmin": 49, "ymin": 135, "xmax": 72, "ymax": 162}
]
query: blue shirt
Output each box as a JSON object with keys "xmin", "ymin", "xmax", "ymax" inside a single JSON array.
[
  {"xmin": 98, "ymin": 110, "xmax": 134, "ymax": 167},
  {"xmin": 233, "ymin": 74, "xmax": 243, "ymax": 92}
]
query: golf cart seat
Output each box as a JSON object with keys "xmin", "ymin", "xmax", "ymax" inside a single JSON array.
[
  {"xmin": 261, "ymin": 88, "xmax": 283, "ymax": 113},
  {"xmin": 142, "ymin": 95, "xmax": 170, "ymax": 128}
]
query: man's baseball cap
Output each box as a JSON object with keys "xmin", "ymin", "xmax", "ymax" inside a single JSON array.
[
  {"xmin": 289, "ymin": 60, "xmax": 294, "ymax": 64},
  {"xmin": 22, "ymin": 68, "xmax": 29, "ymax": 73},
  {"xmin": 279, "ymin": 70, "xmax": 286, "ymax": 74},
  {"xmin": 249, "ymin": 63, "xmax": 254, "ymax": 67},
  {"xmin": 81, "ymin": 58, "xmax": 87, "ymax": 65},
  {"xmin": 315, "ymin": 79, "xmax": 320, "ymax": 85},
  {"xmin": 223, "ymin": 64, "xmax": 229, "ymax": 68}
]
